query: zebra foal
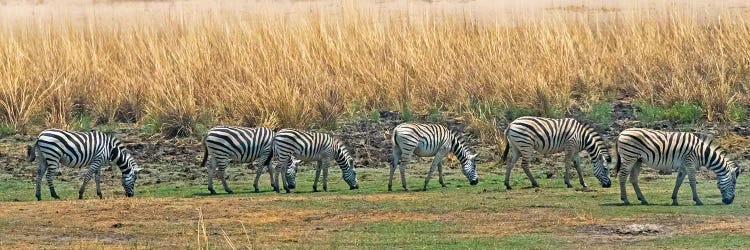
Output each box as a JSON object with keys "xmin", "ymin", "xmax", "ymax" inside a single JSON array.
[
  {"xmin": 27, "ymin": 129, "xmax": 141, "ymax": 200},
  {"xmin": 502, "ymin": 116, "xmax": 611, "ymax": 190},
  {"xmin": 616, "ymin": 128, "xmax": 740, "ymax": 205},
  {"xmin": 390, "ymin": 123, "xmax": 479, "ymax": 191},
  {"xmin": 273, "ymin": 129, "xmax": 359, "ymax": 193}
]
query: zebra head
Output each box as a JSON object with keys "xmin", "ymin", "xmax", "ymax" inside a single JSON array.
[
  {"xmin": 462, "ymin": 153, "xmax": 479, "ymax": 186},
  {"xmin": 343, "ymin": 157, "xmax": 359, "ymax": 190},
  {"xmin": 285, "ymin": 159, "xmax": 301, "ymax": 190},
  {"xmin": 719, "ymin": 164, "xmax": 740, "ymax": 204},
  {"xmin": 593, "ymin": 154, "xmax": 612, "ymax": 188},
  {"xmin": 111, "ymin": 141, "xmax": 140, "ymax": 197},
  {"xmin": 122, "ymin": 160, "xmax": 141, "ymax": 198}
]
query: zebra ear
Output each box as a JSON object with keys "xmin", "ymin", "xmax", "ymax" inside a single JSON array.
[
  {"xmin": 133, "ymin": 166, "xmax": 142, "ymax": 173},
  {"xmin": 292, "ymin": 159, "xmax": 302, "ymax": 165},
  {"xmin": 467, "ymin": 154, "xmax": 477, "ymax": 159}
]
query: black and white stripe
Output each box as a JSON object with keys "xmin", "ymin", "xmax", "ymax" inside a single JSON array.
[
  {"xmin": 27, "ymin": 129, "xmax": 141, "ymax": 200},
  {"xmin": 272, "ymin": 129, "xmax": 359, "ymax": 193},
  {"xmin": 200, "ymin": 126, "xmax": 276, "ymax": 194},
  {"xmin": 390, "ymin": 123, "xmax": 479, "ymax": 191},
  {"xmin": 502, "ymin": 116, "xmax": 611, "ymax": 190},
  {"xmin": 616, "ymin": 128, "xmax": 741, "ymax": 205}
]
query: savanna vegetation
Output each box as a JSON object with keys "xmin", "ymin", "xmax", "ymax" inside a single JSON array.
[
  {"xmin": 1, "ymin": 2, "xmax": 749, "ymax": 139},
  {"xmin": 2, "ymin": 0, "xmax": 750, "ymax": 248}
]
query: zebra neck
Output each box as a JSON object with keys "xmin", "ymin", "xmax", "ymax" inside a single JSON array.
[
  {"xmin": 578, "ymin": 128, "xmax": 601, "ymax": 159},
  {"xmin": 699, "ymin": 144, "xmax": 730, "ymax": 177},
  {"xmin": 450, "ymin": 140, "xmax": 470, "ymax": 165},
  {"xmin": 333, "ymin": 147, "xmax": 352, "ymax": 170}
]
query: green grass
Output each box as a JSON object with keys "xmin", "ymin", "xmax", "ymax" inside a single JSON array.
[
  {"xmin": 2, "ymin": 163, "xmax": 750, "ymax": 248},
  {"xmin": 636, "ymin": 101, "xmax": 704, "ymax": 125},
  {"xmin": 586, "ymin": 102, "xmax": 613, "ymax": 127}
]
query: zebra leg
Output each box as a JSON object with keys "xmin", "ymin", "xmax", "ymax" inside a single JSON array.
[
  {"xmin": 572, "ymin": 155, "xmax": 588, "ymax": 191},
  {"xmin": 253, "ymin": 163, "xmax": 263, "ymax": 193},
  {"xmin": 95, "ymin": 168, "xmax": 102, "ymax": 199},
  {"xmin": 271, "ymin": 163, "xmax": 281, "ymax": 193},
  {"xmin": 217, "ymin": 161, "xmax": 233, "ymax": 194},
  {"xmin": 46, "ymin": 162, "xmax": 60, "ymax": 200},
  {"xmin": 618, "ymin": 159, "xmax": 632, "ymax": 205},
  {"xmin": 424, "ymin": 151, "xmax": 447, "ymax": 191},
  {"xmin": 278, "ymin": 158, "xmax": 291, "ymax": 193},
  {"xmin": 629, "ymin": 161, "xmax": 648, "ymax": 205},
  {"xmin": 313, "ymin": 160, "xmax": 322, "ymax": 192},
  {"xmin": 437, "ymin": 162, "xmax": 446, "ymax": 188},
  {"xmin": 671, "ymin": 170, "xmax": 687, "ymax": 206},
  {"xmin": 322, "ymin": 161, "xmax": 329, "ymax": 192},
  {"xmin": 563, "ymin": 155, "xmax": 574, "ymax": 188},
  {"xmin": 686, "ymin": 166, "xmax": 702, "ymax": 206},
  {"xmin": 399, "ymin": 160, "xmax": 409, "ymax": 192},
  {"xmin": 521, "ymin": 158, "xmax": 539, "ymax": 188},
  {"xmin": 388, "ymin": 146, "xmax": 401, "ymax": 192},
  {"xmin": 504, "ymin": 149, "xmax": 520, "ymax": 190},
  {"xmin": 35, "ymin": 157, "xmax": 48, "ymax": 201},
  {"xmin": 207, "ymin": 157, "xmax": 217, "ymax": 195},
  {"xmin": 79, "ymin": 164, "xmax": 100, "ymax": 199},
  {"xmin": 267, "ymin": 163, "xmax": 277, "ymax": 191}
]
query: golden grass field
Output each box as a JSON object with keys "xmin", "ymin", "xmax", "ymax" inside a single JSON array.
[
  {"xmin": 2, "ymin": 0, "xmax": 750, "ymax": 249},
  {"xmin": 1, "ymin": 0, "xmax": 749, "ymax": 137}
]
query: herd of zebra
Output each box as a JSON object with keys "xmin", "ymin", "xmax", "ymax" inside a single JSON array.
[{"xmin": 25, "ymin": 116, "xmax": 741, "ymax": 205}]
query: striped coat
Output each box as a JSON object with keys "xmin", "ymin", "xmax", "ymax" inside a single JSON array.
[
  {"xmin": 273, "ymin": 129, "xmax": 358, "ymax": 193},
  {"xmin": 502, "ymin": 116, "xmax": 611, "ymax": 190},
  {"xmin": 200, "ymin": 126, "xmax": 276, "ymax": 194},
  {"xmin": 390, "ymin": 123, "xmax": 478, "ymax": 191},
  {"xmin": 616, "ymin": 128, "xmax": 740, "ymax": 205},
  {"xmin": 28, "ymin": 129, "xmax": 141, "ymax": 200}
]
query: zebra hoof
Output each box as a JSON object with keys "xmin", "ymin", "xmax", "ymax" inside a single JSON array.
[
  {"xmin": 209, "ymin": 190, "xmax": 217, "ymax": 195},
  {"xmin": 672, "ymin": 201, "xmax": 679, "ymax": 206},
  {"xmin": 78, "ymin": 194, "xmax": 84, "ymax": 200},
  {"xmin": 97, "ymin": 193, "xmax": 103, "ymax": 199},
  {"xmin": 254, "ymin": 188, "xmax": 260, "ymax": 193},
  {"xmin": 640, "ymin": 201, "xmax": 649, "ymax": 205},
  {"xmin": 313, "ymin": 187, "xmax": 319, "ymax": 192},
  {"xmin": 226, "ymin": 190, "xmax": 234, "ymax": 194},
  {"xmin": 695, "ymin": 201, "xmax": 704, "ymax": 206}
]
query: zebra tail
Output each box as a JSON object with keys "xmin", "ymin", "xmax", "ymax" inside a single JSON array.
[
  {"xmin": 503, "ymin": 138, "xmax": 510, "ymax": 162},
  {"xmin": 200, "ymin": 138, "xmax": 209, "ymax": 169},
  {"xmin": 26, "ymin": 141, "xmax": 37, "ymax": 162},
  {"xmin": 614, "ymin": 143, "xmax": 621, "ymax": 173}
]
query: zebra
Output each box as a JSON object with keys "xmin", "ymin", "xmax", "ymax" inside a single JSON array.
[
  {"xmin": 616, "ymin": 128, "xmax": 741, "ymax": 205},
  {"xmin": 273, "ymin": 128, "xmax": 359, "ymax": 193},
  {"xmin": 502, "ymin": 116, "xmax": 611, "ymax": 190},
  {"xmin": 27, "ymin": 129, "xmax": 141, "ymax": 200},
  {"xmin": 200, "ymin": 126, "xmax": 277, "ymax": 194},
  {"xmin": 390, "ymin": 123, "xmax": 479, "ymax": 192}
]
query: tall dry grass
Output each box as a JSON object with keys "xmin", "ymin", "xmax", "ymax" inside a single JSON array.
[{"xmin": 1, "ymin": 6, "xmax": 749, "ymax": 137}]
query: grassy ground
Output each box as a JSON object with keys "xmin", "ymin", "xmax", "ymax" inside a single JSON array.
[{"xmin": 1, "ymin": 163, "xmax": 748, "ymax": 249}]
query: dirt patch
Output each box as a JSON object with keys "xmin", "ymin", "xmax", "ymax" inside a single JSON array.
[{"xmin": 577, "ymin": 224, "xmax": 666, "ymax": 236}]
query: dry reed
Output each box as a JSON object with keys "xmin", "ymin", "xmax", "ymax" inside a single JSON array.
[{"xmin": 1, "ymin": 6, "xmax": 748, "ymax": 137}]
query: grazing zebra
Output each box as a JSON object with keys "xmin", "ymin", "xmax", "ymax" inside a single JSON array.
[
  {"xmin": 200, "ymin": 126, "xmax": 277, "ymax": 194},
  {"xmin": 390, "ymin": 123, "xmax": 479, "ymax": 192},
  {"xmin": 27, "ymin": 129, "xmax": 141, "ymax": 200},
  {"xmin": 616, "ymin": 128, "xmax": 741, "ymax": 205},
  {"xmin": 273, "ymin": 129, "xmax": 359, "ymax": 193},
  {"xmin": 502, "ymin": 116, "xmax": 611, "ymax": 190}
]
